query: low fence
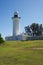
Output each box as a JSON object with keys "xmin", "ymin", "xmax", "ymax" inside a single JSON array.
[{"xmin": 27, "ymin": 36, "xmax": 43, "ymax": 40}]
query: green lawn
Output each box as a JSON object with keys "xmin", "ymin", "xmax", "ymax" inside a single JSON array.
[{"xmin": 0, "ymin": 40, "xmax": 43, "ymax": 65}]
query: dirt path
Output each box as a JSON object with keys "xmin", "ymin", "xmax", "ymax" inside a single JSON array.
[{"xmin": 31, "ymin": 48, "xmax": 43, "ymax": 50}]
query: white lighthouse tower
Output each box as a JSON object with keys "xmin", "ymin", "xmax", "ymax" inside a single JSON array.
[
  {"xmin": 5, "ymin": 11, "xmax": 27, "ymax": 40},
  {"xmin": 12, "ymin": 11, "xmax": 21, "ymax": 36}
]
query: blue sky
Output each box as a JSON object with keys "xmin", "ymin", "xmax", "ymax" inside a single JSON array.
[{"xmin": 0, "ymin": 0, "xmax": 43, "ymax": 38}]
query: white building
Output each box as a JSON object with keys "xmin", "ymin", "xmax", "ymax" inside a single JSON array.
[{"xmin": 5, "ymin": 11, "xmax": 27, "ymax": 40}]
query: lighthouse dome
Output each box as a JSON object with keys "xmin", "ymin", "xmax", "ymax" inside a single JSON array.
[{"xmin": 14, "ymin": 11, "xmax": 19, "ymax": 18}]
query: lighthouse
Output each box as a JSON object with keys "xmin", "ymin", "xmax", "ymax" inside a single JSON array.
[
  {"xmin": 12, "ymin": 11, "xmax": 21, "ymax": 36},
  {"xmin": 5, "ymin": 11, "xmax": 27, "ymax": 40}
]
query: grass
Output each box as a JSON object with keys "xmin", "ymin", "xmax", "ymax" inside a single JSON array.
[{"xmin": 0, "ymin": 40, "xmax": 43, "ymax": 65}]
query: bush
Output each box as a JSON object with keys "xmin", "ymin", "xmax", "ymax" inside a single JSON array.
[
  {"xmin": 0, "ymin": 37, "xmax": 4, "ymax": 43},
  {"xmin": 0, "ymin": 34, "xmax": 4, "ymax": 44}
]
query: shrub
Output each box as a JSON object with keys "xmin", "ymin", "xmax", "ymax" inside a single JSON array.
[{"xmin": 0, "ymin": 34, "xmax": 4, "ymax": 44}]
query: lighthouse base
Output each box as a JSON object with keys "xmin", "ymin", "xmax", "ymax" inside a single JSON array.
[{"xmin": 5, "ymin": 34, "xmax": 27, "ymax": 41}]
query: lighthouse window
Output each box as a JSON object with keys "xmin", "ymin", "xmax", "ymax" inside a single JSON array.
[{"xmin": 14, "ymin": 15, "xmax": 18, "ymax": 18}]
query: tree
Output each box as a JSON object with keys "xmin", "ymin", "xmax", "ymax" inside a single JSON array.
[
  {"xmin": 0, "ymin": 34, "xmax": 1, "ymax": 37},
  {"xmin": 25, "ymin": 23, "xmax": 43, "ymax": 36},
  {"xmin": 0, "ymin": 33, "xmax": 4, "ymax": 44},
  {"xmin": 30, "ymin": 23, "xmax": 36, "ymax": 36},
  {"xmin": 30, "ymin": 23, "xmax": 43, "ymax": 36},
  {"xmin": 25, "ymin": 25, "xmax": 31, "ymax": 35},
  {"xmin": 39, "ymin": 24, "xmax": 43, "ymax": 35}
]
